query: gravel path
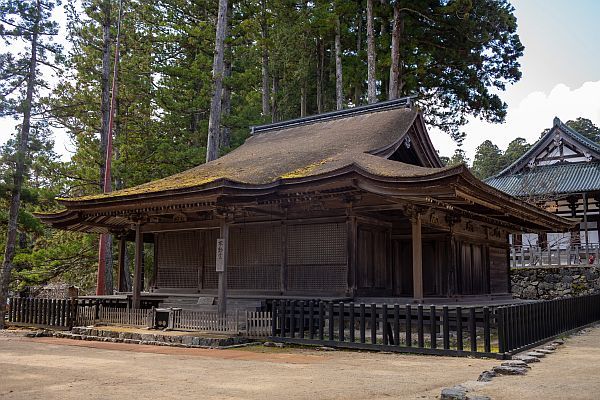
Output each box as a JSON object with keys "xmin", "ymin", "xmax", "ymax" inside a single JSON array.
[{"xmin": 468, "ymin": 325, "xmax": 600, "ymax": 400}]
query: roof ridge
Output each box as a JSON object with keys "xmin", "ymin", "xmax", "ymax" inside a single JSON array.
[
  {"xmin": 251, "ymin": 96, "xmax": 417, "ymax": 135},
  {"xmin": 555, "ymin": 117, "xmax": 600, "ymax": 153},
  {"xmin": 492, "ymin": 117, "xmax": 600, "ymax": 178}
]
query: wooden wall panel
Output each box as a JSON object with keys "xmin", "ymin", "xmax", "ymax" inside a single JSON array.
[
  {"xmin": 356, "ymin": 225, "xmax": 390, "ymax": 295},
  {"xmin": 489, "ymin": 246, "xmax": 509, "ymax": 294},
  {"xmin": 392, "ymin": 240, "xmax": 412, "ymax": 296}
]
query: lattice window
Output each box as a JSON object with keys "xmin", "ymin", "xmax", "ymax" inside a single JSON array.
[
  {"xmin": 287, "ymin": 223, "xmax": 347, "ymax": 265},
  {"xmin": 229, "ymin": 224, "xmax": 282, "ymax": 266},
  {"xmin": 202, "ymin": 229, "xmax": 219, "ymax": 289},
  {"xmin": 287, "ymin": 265, "xmax": 348, "ymax": 291},
  {"xmin": 156, "ymin": 232, "xmax": 201, "ymax": 289},
  {"xmin": 287, "ymin": 222, "xmax": 348, "ymax": 292},
  {"xmin": 228, "ymin": 224, "xmax": 281, "ymax": 291}
]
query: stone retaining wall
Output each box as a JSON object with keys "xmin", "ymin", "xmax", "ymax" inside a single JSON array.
[{"xmin": 511, "ymin": 266, "xmax": 600, "ymax": 300}]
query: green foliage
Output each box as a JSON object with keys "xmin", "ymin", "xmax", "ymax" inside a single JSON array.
[
  {"xmin": 471, "ymin": 137, "xmax": 531, "ymax": 179},
  {"xmin": 565, "ymin": 118, "xmax": 600, "ymax": 144},
  {"xmin": 502, "ymin": 137, "xmax": 531, "ymax": 167},
  {"xmin": 443, "ymin": 147, "xmax": 470, "ymax": 166},
  {"xmin": 472, "ymin": 140, "xmax": 503, "ymax": 179}
]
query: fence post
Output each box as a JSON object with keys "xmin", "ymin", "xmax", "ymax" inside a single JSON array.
[
  {"xmin": 442, "ymin": 306, "xmax": 450, "ymax": 350},
  {"xmin": 338, "ymin": 302, "xmax": 345, "ymax": 342},
  {"xmin": 359, "ymin": 303, "xmax": 366, "ymax": 343},
  {"xmin": 456, "ymin": 306, "xmax": 463, "ymax": 351},
  {"xmin": 483, "ymin": 307, "xmax": 491, "ymax": 353},
  {"xmin": 271, "ymin": 301, "xmax": 278, "ymax": 337},
  {"xmin": 290, "ymin": 301, "xmax": 296, "ymax": 339},
  {"xmin": 405, "ymin": 304, "xmax": 412, "ymax": 347},
  {"xmin": 430, "ymin": 305, "xmax": 437, "ymax": 349},
  {"xmin": 299, "ymin": 301, "xmax": 305, "ymax": 339},
  {"xmin": 497, "ymin": 307, "xmax": 506, "ymax": 354},
  {"xmin": 370, "ymin": 304, "xmax": 377, "ymax": 345},
  {"xmin": 328, "ymin": 302, "xmax": 335, "ymax": 341},
  {"xmin": 382, "ymin": 304, "xmax": 388, "ymax": 345},
  {"xmin": 308, "ymin": 301, "xmax": 315, "ymax": 339},
  {"xmin": 318, "ymin": 301, "xmax": 324, "ymax": 340},
  {"xmin": 469, "ymin": 307, "xmax": 477, "ymax": 352},
  {"xmin": 393, "ymin": 304, "xmax": 400, "ymax": 346},
  {"xmin": 349, "ymin": 302, "xmax": 355, "ymax": 343},
  {"xmin": 417, "ymin": 305, "xmax": 424, "ymax": 348}
]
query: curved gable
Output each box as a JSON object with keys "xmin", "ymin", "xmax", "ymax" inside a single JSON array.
[{"xmin": 494, "ymin": 117, "xmax": 600, "ymax": 178}]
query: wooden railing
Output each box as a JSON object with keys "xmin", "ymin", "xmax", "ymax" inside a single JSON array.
[
  {"xmin": 496, "ymin": 293, "xmax": 600, "ymax": 353},
  {"xmin": 271, "ymin": 296, "xmax": 600, "ymax": 358},
  {"xmin": 246, "ymin": 311, "xmax": 272, "ymax": 337},
  {"xmin": 8, "ymin": 298, "xmax": 77, "ymax": 329},
  {"xmin": 511, "ymin": 244, "xmax": 600, "ymax": 268},
  {"xmin": 98, "ymin": 306, "xmax": 152, "ymax": 327},
  {"xmin": 172, "ymin": 309, "xmax": 240, "ymax": 333},
  {"xmin": 270, "ymin": 300, "xmax": 497, "ymax": 358}
]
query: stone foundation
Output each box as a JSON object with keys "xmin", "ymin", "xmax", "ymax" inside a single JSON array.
[{"xmin": 511, "ymin": 266, "xmax": 600, "ymax": 300}]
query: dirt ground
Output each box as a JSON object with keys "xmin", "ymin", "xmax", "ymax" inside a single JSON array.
[
  {"xmin": 468, "ymin": 325, "xmax": 600, "ymax": 400},
  {"xmin": 1, "ymin": 327, "xmax": 599, "ymax": 400},
  {"xmin": 0, "ymin": 335, "xmax": 495, "ymax": 400}
]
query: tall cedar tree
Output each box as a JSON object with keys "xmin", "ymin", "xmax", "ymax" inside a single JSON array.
[
  {"xmin": 0, "ymin": 0, "xmax": 62, "ymax": 328},
  {"xmin": 206, "ymin": 0, "xmax": 229, "ymax": 162}
]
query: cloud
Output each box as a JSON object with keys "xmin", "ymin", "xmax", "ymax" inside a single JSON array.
[{"xmin": 429, "ymin": 80, "xmax": 600, "ymax": 161}]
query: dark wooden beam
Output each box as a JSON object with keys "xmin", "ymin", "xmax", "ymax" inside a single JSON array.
[
  {"xmin": 412, "ymin": 212, "xmax": 423, "ymax": 301},
  {"xmin": 117, "ymin": 235, "xmax": 127, "ymax": 292},
  {"xmin": 132, "ymin": 223, "xmax": 143, "ymax": 308},
  {"xmin": 217, "ymin": 220, "xmax": 229, "ymax": 315}
]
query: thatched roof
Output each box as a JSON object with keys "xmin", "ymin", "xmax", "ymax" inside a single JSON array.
[
  {"xmin": 36, "ymin": 99, "xmax": 574, "ymax": 233},
  {"xmin": 63, "ymin": 102, "xmax": 443, "ymax": 203}
]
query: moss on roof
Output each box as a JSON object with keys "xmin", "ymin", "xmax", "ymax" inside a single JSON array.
[{"xmin": 61, "ymin": 107, "xmax": 446, "ymax": 203}]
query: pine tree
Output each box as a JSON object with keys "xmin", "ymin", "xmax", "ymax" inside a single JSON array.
[{"xmin": 0, "ymin": 0, "xmax": 62, "ymax": 328}]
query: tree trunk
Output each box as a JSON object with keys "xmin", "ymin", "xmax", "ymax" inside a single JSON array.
[
  {"xmin": 96, "ymin": 0, "xmax": 114, "ymax": 296},
  {"xmin": 335, "ymin": 15, "xmax": 343, "ymax": 110},
  {"xmin": 260, "ymin": 0, "xmax": 270, "ymax": 117},
  {"xmin": 114, "ymin": 107, "xmax": 131, "ymax": 292},
  {"xmin": 271, "ymin": 75, "xmax": 279, "ymax": 122},
  {"xmin": 354, "ymin": 5, "xmax": 363, "ymax": 105},
  {"xmin": 389, "ymin": 4, "xmax": 404, "ymax": 100},
  {"xmin": 316, "ymin": 37, "xmax": 324, "ymax": 114},
  {"xmin": 366, "ymin": 0, "xmax": 377, "ymax": 104},
  {"xmin": 220, "ymin": 6, "xmax": 232, "ymax": 149},
  {"xmin": 99, "ymin": 0, "xmax": 111, "ymax": 194},
  {"xmin": 300, "ymin": 85, "xmax": 307, "ymax": 117},
  {"xmin": 0, "ymin": 1, "xmax": 40, "ymax": 329},
  {"xmin": 206, "ymin": 0, "xmax": 229, "ymax": 162}
]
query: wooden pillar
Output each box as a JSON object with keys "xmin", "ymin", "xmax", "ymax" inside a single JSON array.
[
  {"xmin": 346, "ymin": 214, "xmax": 357, "ymax": 296},
  {"xmin": 411, "ymin": 212, "xmax": 423, "ymax": 302},
  {"xmin": 280, "ymin": 220, "xmax": 287, "ymax": 295},
  {"xmin": 132, "ymin": 223, "xmax": 143, "ymax": 309},
  {"xmin": 117, "ymin": 235, "xmax": 127, "ymax": 293},
  {"xmin": 217, "ymin": 220, "xmax": 229, "ymax": 315}
]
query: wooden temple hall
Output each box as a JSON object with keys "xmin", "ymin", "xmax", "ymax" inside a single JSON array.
[{"xmin": 37, "ymin": 99, "xmax": 572, "ymax": 309}]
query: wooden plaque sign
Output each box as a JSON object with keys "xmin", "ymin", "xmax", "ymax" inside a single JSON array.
[{"xmin": 216, "ymin": 238, "xmax": 225, "ymax": 272}]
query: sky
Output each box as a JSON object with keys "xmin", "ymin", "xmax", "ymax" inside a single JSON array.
[
  {"xmin": 429, "ymin": 0, "xmax": 600, "ymax": 160},
  {"xmin": 1, "ymin": 0, "xmax": 600, "ymax": 162}
]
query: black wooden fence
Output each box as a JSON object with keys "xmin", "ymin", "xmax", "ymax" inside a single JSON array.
[
  {"xmin": 271, "ymin": 294, "xmax": 600, "ymax": 358},
  {"xmin": 8, "ymin": 297, "xmax": 78, "ymax": 329},
  {"xmin": 270, "ymin": 300, "xmax": 498, "ymax": 358},
  {"xmin": 496, "ymin": 293, "xmax": 600, "ymax": 354}
]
